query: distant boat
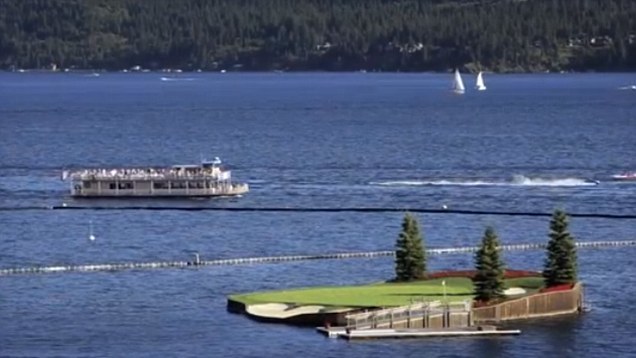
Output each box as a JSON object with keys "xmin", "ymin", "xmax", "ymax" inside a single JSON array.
[
  {"xmin": 475, "ymin": 72, "xmax": 487, "ymax": 91},
  {"xmin": 611, "ymin": 172, "xmax": 636, "ymax": 181},
  {"xmin": 63, "ymin": 159, "xmax": 248, "ymax": 198},
  {"xmin": 452, "ymin": 69, "xmax": 465, "ymax": 94}
]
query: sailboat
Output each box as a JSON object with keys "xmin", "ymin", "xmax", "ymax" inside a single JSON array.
[
  {"xmin": 452, "ymin": 69, "xmax": 465, "ymax": 94},
  {"xmin": 475, "ymin": 71, "xmax": 487, "ymax": 91}
]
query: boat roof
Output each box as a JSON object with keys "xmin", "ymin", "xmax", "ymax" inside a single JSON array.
[
  {"xmin": 172, "ymin": 164, "xmax": 204, "ymax": 169},
  {"xmin": 172, "ymin": 162, "xmax": 224, "ymax": 170}
]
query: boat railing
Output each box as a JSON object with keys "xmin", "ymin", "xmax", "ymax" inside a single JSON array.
[{"xmin": 67, "ymin": 168, "xmax": 230, "ymax": 181}]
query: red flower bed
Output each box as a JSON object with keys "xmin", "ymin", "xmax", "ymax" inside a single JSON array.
[
  {"xmin": 427, "ymin": 269, "xmax": 540, "ymax": 280},
  {"xmin": 427, "ymin": 270, "xmax": 477, "ymax": 279},
  {"xmin": 539, "ymin": 283, "xmax": 574, "ymax": 293},
  {"xmin": 503, "ymin": 270, "xmax": 543, "ymax": 279}
]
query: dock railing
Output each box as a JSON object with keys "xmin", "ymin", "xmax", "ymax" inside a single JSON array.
[
  {"xmin": 472, "ymin": 282, "xmax": 583, "ymax": 322},
  {"xmin": 345, "ymin": 300, "xmax": 472, "ymax": 330}
]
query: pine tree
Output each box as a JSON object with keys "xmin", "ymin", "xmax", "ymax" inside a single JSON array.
[
  {"xmin": 543, "ymin": 209, "xmax": 578, "ymax": 287},
  {"xmin": 473, "ymin": 226, "xmax": 505, "ymax": 302},
  {"xmin": 3, "ymin": 0, "xmax": 636, "ymax": 72},
  {"xmin": 394, "ymin": 213, "xmax": 426, "ymax": 281}
]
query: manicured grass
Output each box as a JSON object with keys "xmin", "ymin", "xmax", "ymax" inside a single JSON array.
[
  {"xmin": 504, "ymin": 277, "xmax": 545, "ymax": 290},
  {"xmin": 231, "ymin": 276, "xmax": 545, "ymax": 308}
]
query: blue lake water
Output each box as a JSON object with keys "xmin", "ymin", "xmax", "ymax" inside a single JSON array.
[{"xmin": 1, "ymin": 72, "xmax": 636, "ymax": 357}]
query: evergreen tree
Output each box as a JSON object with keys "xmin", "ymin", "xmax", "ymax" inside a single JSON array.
[
  {"xmin": 543, "ymin": 209, "xmax": 578, "ymax": 287},
  {"xmin": 1, "ymin": 0, "xmax": 636, "ymax": 72},
  {"xmin": 394, "ymin": 213, "xmax": 426, "ymax": 281},
  {"xmin": 473, "ymin": 226, "xmax": 505, "ymax": 302}
]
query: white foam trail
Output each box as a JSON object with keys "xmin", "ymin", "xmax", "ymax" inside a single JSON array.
[
  {"xmin": 371, "ymin": 180, "xmax": 500, "ymax": 186},
  {"xmin": 371, "ymin": 180, "xmax": 435, "ymax": 186},
  {"xmin": 617, "ymin": 85, "xmax": 636, "ymax": 90},
  {"xmin": 160, "ymin": 77, "xmax": 196, "ymax": 81},
  {"xmin": 371, "ymin": 175, "xmax": 598, "ymax": 187},
  {"xmin": 509, "ymin": 175, "xmax": 597, "ymax": 187}
]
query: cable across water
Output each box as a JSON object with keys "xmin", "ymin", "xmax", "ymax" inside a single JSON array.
[{"xmin": 0, "ymin": 206, "xmax": 634, "ymax": 219}]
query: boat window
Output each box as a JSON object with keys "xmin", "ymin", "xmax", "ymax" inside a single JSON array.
[
  {"xmin": 109, "ymin": 183, "xmax": 116, "ymax": 190},
  {"xmin": 118, "ymin": 182, "xmax": 134, "ymax": 190},
  {"xmin": 153, "ymin": 182, "xmax": 168, "ymax": 189},
  {"xmin": 83, "ymin": 181, "xmax": 92, "ymax": 189},
  {"xmin": 170, "ymin": 181, "xmax": 186, "ymax": 189}
]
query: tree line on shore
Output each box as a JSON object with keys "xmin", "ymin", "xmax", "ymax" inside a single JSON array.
[
  {"xmin": 1, "ymin": 0, "xmax": 635, "ymax": 72},
  {"xmin": 395, "ymin": 209, "xmax": 578, "ymax": 303}
]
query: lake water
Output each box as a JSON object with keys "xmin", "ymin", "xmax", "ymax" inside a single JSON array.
[{"xmin": 1, "ymin": 72, "xmax": 635, "ymax": 357}]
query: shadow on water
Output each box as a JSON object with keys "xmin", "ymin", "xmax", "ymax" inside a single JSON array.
[
  {"xmin": 496, "ymin": 315, "xmax": 582, "ymax": 357},
  {"xmin": 452, "ymin": 316, "xmax": 582, "ymax": 358}
]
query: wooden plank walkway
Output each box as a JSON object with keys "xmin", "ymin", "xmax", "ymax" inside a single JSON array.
[{"xmin": 316, "ymin": 327, "xmax": 521, "ymax": 340}]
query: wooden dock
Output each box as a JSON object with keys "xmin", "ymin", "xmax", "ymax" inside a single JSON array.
[{"xmin": 316, "ymin": 326, "xmax": 521, "ymax": 340}]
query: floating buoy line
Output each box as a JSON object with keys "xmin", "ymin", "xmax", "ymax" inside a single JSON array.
[{"xmin": 1, "ymin": 240, "xmax": 634, "ymax": 277}]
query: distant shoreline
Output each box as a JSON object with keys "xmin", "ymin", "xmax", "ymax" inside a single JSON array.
[{"xmin": 5, "ymin": 68, "xmax": 636, "ymax": 75}]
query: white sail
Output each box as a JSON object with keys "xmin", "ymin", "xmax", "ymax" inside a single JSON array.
[
  {"xmin": 452, "ymin": 69, "xmax": 465, "ymax": 94},
  {"xmin": 475, "ymin": 71, "xmax": 486, "ymax": 91}
]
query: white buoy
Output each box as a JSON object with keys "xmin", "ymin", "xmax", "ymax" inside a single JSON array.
[
  {"xmin": 442, "ymin": 204, "xmax": 448, "ymax": 210},
  {"xmin": 88, "ymin": 220, "xmax": 96, "ymax": 241}
]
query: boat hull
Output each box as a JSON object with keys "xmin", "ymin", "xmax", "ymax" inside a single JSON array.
[
  {"xmin": 71, "ymin": 193, "xmax": 245, "ymax": 198},
  {"xmin": 71, "ymin": 184, "xmax": 249, "ymax": 198}
]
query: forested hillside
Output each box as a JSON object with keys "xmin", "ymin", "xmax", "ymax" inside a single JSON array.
[{"xmin": 1, "ymin": 0, "xmax": 635, "ymax": 72}]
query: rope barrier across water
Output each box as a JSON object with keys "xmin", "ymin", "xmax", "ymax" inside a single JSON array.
[
  {"xmin": 1, "ymin": 206, "xmax": 636, "ymax": 219},
  {"xmin": 1, "ymin": 240, "xmax": 634, "ymax": 277},
  {"xmin": 51, "ymin": 206, "xmax": 636, "ymax": 219}
]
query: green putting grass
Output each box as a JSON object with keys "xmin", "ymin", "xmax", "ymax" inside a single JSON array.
[
  {"xmin": 504, "ymin": 277, "xmax": 545, "ymax": 290},
  {"xmin": 230, "ymin": 276, "xmax": 544, "ymax": 308}
]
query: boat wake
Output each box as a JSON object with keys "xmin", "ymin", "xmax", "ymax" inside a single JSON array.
[
  {"xmin": 160, "ymin": 77, "xmax": 196, "ymax": 81},
  {"xmin": 617, "ymin": 85, "xmax": 636, "ymax": 90},
  {"xmin": 370, "ymin": 175, "xmax": 599, "ymax": 187}
]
